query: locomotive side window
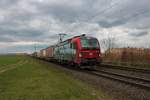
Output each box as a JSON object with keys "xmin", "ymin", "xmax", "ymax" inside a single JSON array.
[
  {"xmin": 70, "ymin": 43, "xmax": 73, "ymax": 48},
  {"xmin": 70, "ymin": 42, "xmax": 77, "ymax": 58},
  {"xmin": 72, "ymin": 42, "xmax": 76, "ymax": 49}
]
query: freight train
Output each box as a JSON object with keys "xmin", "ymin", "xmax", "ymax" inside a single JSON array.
[{"xmin": 33, "ymin": 34, "xmax": 102, "ymax": 68}]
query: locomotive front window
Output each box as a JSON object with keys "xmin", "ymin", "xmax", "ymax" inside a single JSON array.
[{"xmin": 81, "ymin": 38, "xmax": 99, "ymax": 50}]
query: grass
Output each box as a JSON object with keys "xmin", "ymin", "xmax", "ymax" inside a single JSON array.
[
  {"xmin": 0, "ymin": 55, "xmax": 108, "ymax": 100},
  {"xmin": 0, "ymin": 55, "xmax": 24, "ymax": 67}
]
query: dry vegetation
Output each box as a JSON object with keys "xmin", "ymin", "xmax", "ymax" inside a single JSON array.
[{"xmin": 103, "ymin": 48, "xmax": 150, "ymax": 67}]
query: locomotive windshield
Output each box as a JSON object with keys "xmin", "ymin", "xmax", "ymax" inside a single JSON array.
[{"xmin": 80, "ymin": 37, "xmax": 99, "ymax": 50}]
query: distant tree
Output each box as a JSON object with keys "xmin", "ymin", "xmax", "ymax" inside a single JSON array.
[{"xmin": 100, "ymin": 33, "xmax": 116, "ymax": 53}]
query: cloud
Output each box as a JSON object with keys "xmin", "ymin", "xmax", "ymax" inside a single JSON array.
[
  {"xmin": 129, "ymin": 31, "xmax": 148, "ymax": 37},
  {"xmin": 0, "ymin": 0, "xmax": 150, "ymax": 53}
]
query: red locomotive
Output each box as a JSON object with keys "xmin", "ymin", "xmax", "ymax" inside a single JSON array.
[{"xmin": 36, "ymin": 34, "xmax": 102, "ymax": 68}]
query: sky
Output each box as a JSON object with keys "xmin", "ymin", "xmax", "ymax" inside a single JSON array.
[{"xmin": 0, "ymin": 0, "xmax": 150, "ymax": 53}]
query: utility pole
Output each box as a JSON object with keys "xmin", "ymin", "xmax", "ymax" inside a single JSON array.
[
  {"xmin": 34, "ymin": 43, "xmax": 37, "ymax": 53},
  {"xmin": 58, "ymin": 33, "xmax": 66, "ymax": 42}
]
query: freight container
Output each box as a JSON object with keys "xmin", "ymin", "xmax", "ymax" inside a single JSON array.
[
  {"xmin": 45, "ymin": 46, "xmax": 54, "ymax": 58},
  {"xmin": 40, "ymin": 49, "xmax": 46, "ymax": 58}
]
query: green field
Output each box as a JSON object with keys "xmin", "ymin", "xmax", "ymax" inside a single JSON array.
[
  {"xmin": 0, "ymin": 55, "xmax": 108, "ymax": 100},
  {"xmin": 0, "ymin": 55, "xmax": 24, "ymax": 67}
]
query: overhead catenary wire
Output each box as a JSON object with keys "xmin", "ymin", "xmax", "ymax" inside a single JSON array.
[
  {"xmin": 90, "ymin": 0, "xmax": 121, "ymax": 21},
  {"xmin": 87, "ymin": 0, "xmax": 150, "ymax": 24}
]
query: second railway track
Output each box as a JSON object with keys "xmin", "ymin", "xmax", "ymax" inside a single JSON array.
[
  {"xmin": 81, "ymin": 64, "xmax": 150, "ymax": 90},
  {"xmin": 89, "ymin": 69, "xmax": 150, "ymax": 90},
  {"xmin": 100, "ymin": 64, "xmax": 150, "ymax": 74}
]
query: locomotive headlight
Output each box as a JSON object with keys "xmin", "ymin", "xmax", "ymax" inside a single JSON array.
[
  {"xmin": 79, "ymin": 53, "xmax": 82, "ymax": 57},
  {"xmin": 99, "ymin": 54, "xmax": 101, "ymax": 57}
]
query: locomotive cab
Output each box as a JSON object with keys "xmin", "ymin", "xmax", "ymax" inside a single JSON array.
[{"xmin": 78, "ymin": 37, "xmax": 102, "ymax": 65}]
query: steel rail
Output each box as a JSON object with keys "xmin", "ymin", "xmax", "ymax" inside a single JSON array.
[
  {"xmin": 99, "ymin": 64, "xmax": 150, "ymax": 74},
  {"xmin": 88, "ymin": 70, "xmax": 150, "ymax": 90}
]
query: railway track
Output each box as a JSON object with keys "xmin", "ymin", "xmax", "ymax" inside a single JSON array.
[
  {"xmin": 85, "ymin": 69, "xmax": 150, "ymax": 90},
  {"xmin": 62, "ymin": 64, "xmax": 150, "ymax": 90},
  {"xmin": 34, "ymin": 57, "xmax": 150, "ymax": 90},
  {"xmin": 100, "ymin": 64, "xmax": 150, "ymax": 74},
  {"xmin": 85, "ymin": 64, "xmax": 150, "ymax": 90}
]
